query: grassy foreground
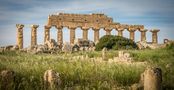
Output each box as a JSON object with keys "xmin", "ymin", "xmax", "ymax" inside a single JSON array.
[{"xmin": 0, "ymin": 47, "xmax": 174, "ymax": 90}]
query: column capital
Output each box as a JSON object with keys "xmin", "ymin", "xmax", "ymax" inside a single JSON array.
[
  {"xmin": 139, "ymin": 29, "xmax": 148, "ymax": 32},
  {"xmin": 104, "ymin": 27, "xmax": 112, "ymax": 31},
  {"xmin": 16, "ymin": 24, "xmax": 24, "ymax": 29},
  {"xmin": 68, "ymin": 26, "xmax": 76, "ymax": 30},
  {"xmin": 44, "ymin": 25, "xmax": 51, "ymax": 29},
  {"xmin": 150, "ymin": 29, "xmax": 160, "ymax": 33},
  {"xmin": 128, "ymin": 25, "xmax": 137, "ymax": 32},
  {"xmin": 81, "ymin": 27, "xmax": 89, "ymax": 30},
  {"xmin": 55, "ymin": 25, "xmax": 63, "ymax": 29},
  {"xmin": 92, "ymin": 27, "xmax": 100, "ymax": 31},
  {"xmin": 31, "ymin": 25, "xmax": 39, "ymax": 29},
  {"xmin": 135, "ymin": 25, "xmax": 144, "ymax": 30},
  {"xmin": 116, "ymin": 24, "xmax": 128, "ymax": 30},
  {"xmin": 117, "ymin": 27, "xmax": 125, "ymax": 31}
]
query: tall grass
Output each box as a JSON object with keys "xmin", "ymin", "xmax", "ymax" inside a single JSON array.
[{"xmin": 0, "ymin": 45, "xmax": 174, "ymax": 89}]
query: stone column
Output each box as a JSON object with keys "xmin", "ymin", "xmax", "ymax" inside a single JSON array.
[
  {"xmin": 69, "ymin": 27, "xmax": 76, "ymax": 45},
  {"xmin": 105, "ymin": 29, "xmax": 112, "ymax": 35},
  {"xmin": 82, "ymin": 27, "xmax": 89, "ymax": 40},
  {"xmin": 140, "ymin": 29, "xmax": 148, "ymax": 42},
  {"xmin": 93, "ymin": 28, "xmax": 100, "ymax": 43},
  {"xmin": 56, "ymin": 26, "xmax": 63, "ymax": 48},
  {"xmin": 117, "ymin": 28, "xmax": 124, "ymax": 37},
  {"xmin": 150, "ymin": 29, "xmax": 160, "ymax": 44},
  {"xmin": 16, "ymin": 24, "xmax": 24, "ymax": 49},
  {"xmin": 129, "ymin": 30, "xmax": 136, "ymax": 41},
  {"xmin": 31, "ymin": 25, "xmax": 39, "ymax": 47},
  {"xmin": 44, "ymin": 25, "xmax": 51, "ymax": 43}
]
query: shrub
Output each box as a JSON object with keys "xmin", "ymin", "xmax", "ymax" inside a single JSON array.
[{"xmin": 95, "ymin": 35, "xmax": 138, "ymax": 51}]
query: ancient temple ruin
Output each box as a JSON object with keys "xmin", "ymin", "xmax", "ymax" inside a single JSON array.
[{"xmin": 16, "ymin": 13, "xmax": 160, "ymax": 49}]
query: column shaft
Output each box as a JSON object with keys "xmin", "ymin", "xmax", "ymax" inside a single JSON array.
[
  {"xmin": 152, "ymin": 32, "xmax": 158, "ymax": 44},
  {"xmin": 130, "ymin": 31, "xmax": 135, "ymax": 41},
  {"xmin": 69, "ymin": 28, "xmax": 76, "ymax": 44},
  {"xmin": 44, "ymin": 26, "xmax": 51, "ymax": 43},
  {"xmin": 94, "ymin": 29, "xmax": 100, "ymax": 43},
  {"xmin": 141, "ymin": 31, "xmax": 147, "ymax": 42},
  {"xmin": 16, "ymin": 24, "xmax": 24, "ymax": 49},
  {"xmin": 118, "ymin": 30, "xmax": 123, "ymax": 37},
  {"xmin": 57, "ymin": 28, "xmax": 63, "ymax": 47},
  {"xmin": 31, "ymin": 25, "xmax": 39, "ymax": 46},
  {"xmin": 83, "ymin": 29, "xmax": 88, "ymax": 40},
  {"xmin": 150, "ymin": 30, "xmax": 160, "ymax": 44}
]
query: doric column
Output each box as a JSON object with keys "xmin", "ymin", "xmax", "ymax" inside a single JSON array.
[
  {"xmin": 129, "ymin": 30, "xmax": 136, "ymax": 41},
  {"xmin": 128, "ymin": 25, "xmax": 136, "ymax": 41},
  {"xmin": 117, "ymin": 28, "xmax": 124, "ymax": 37},
  {"xmin": 82, "ymin": 27, "xmax": 89, "ymax": 40},
  {"xmin": 31, "ymin": 25, "xmax": 39, "ymax": 46},
  {"xmin": 140, "ymin": 29, "xmax": 148, "ymax": 42},
  {"xmin": 16, "ymin": 24, "xmax": 24, "ymax": 49},
  {"xmin": 69, "ymin": 27, "xmax": 76, "ymax": 45},
  {"xmin": 105, "ymin": 29, "xmax": 112, "ymax": 35},
  {"xmin": 150, "ymin": 29, "xmax": 160, "ymax": 44},
  {"xmin": 44, "ymin": 25, "xmax": 51, "ymax": 43},
  {"xmin": 93, "ymin": 28, "xmax": 100, "ymax": 43},
  {"xmin": 56, "ymin": 26, "xmax": 63, "ymax": 48}
]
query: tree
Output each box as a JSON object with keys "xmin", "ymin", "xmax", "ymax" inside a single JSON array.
[{"xmin": 95, "ymin": 35, "xmax": 138, "ymax": 51}]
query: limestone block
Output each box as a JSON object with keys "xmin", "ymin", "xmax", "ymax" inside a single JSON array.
[
  {"xmin": 44, "ymin": 69, "xmax": 61, "ymax": 89},
  {"xmin": 62, "ymin": 42, "xmax": 72, "ymax": 53},
  {"xmin": 118, "ymin": 51, "xmax": 124, "ymax": 58},
  {"xmin": 102, "ymin": 47, "xmax": 107, "ymax": 60},
  {"xmin": 144, "ymin": 67, "xmax": 162, "ymax": 90}
]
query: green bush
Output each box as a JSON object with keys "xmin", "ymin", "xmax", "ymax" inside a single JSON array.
[{"xmin": 95, "ymin": 35, "xmax": 138, "ymax": 51}]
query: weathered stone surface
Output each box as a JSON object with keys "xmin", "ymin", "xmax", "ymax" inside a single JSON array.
[
  {"xmin": 82, "ymin": 27, "xmax": 89, "ymax": 40},
  {"xmin": 48, "ymin": 13, "xmax": 113, "ymax": 28},
  {"xmin": 0, "ymin": 45, "xmax": 19, "ymax": 51},
  {"xmin": 0, "ymin": 70, "xmax": 15, "ymax": 90},
  {"xmin": 35, "ymin": 45, "xmax": 48, "ymax": 53},
  {"xmin": 102, "ymin": 47, "xmax": 107, "ymax": 60},
  {"xmin": 25, "ymin": 44, "xmax": 49, "ymax": 54},
  {"xmin": 44, "ymin": 69, "xmax": 61, "ymax": 89},
  {"xmin": 72, "ymin": 44, "xmax": 80, "ymax": 52},
  {"xmin": 56, "ymin": 26, "xmax": 63, "ymax": 48},
  {"xmin": 139, "ymin": 29, "xmax": 148, "ymax": 42},
  {"xmin": 114, "ymin": 51, "xmax": 132, "ymax": 62},
  {"xmin": 16, "ymin": 24, "xmax": 24, "ymax": 49},
  {"xmin": 74, "ymin": 38, "xmax": 95, "ymax": 51},
  {"xmin": 31, "ymin": 25, "xmax": 39, "ymax": 47},
  {"xmin": 150, "ymin": 29, "xmax": 160, "ymax": 44},
  {"xmin": 93, "ymin": 28, "xmax": 100, "ymax": 43},
  {"xmin": 131, "ymin": 83, "xmax": 143, "ymax": 90},
  {"xmin": 69, "ymin": 27, "xmax": 76, "ymax": 45},
  {"xmin": 143, "ymin": 67, "xmax": 162, "ymax": 90},
  {"xmin": 45, "ymin": 39, "xmax": 58, "ymax": 50},
  {"xmin": 62, "ymin": 42, "xmax": 72, "ymax": 53},
  {"xmin": 136, "ymin": 41, "xmax": 164, "ymax": 49},
  {"xmin": 4, "ymin": 45, "xmax": 14, "ymax": 51},
  {"xmin": 44, "ymin": 25, "xmax": 51, "ymax": 43}
]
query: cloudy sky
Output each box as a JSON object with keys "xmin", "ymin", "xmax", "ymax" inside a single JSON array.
[{"xmin": 0, "ymin": 0, "xmax": 174, "ymax": 47}]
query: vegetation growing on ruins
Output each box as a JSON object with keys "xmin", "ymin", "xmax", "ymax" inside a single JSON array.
[
  {"xmin": 0, "ymin": 44, "xmax": 174, "ymax": 89},
  {"xmin": 95, "ymin": 35, "xmax": 138, "ymax": 51}
]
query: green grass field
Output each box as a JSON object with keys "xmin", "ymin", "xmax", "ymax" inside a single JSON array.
[{"xmin": 0, "ymin": 46, "xmax": 174, "ymax": 90}]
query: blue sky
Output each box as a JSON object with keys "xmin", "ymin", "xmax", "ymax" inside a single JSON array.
[{"xmin": 0, "ymin": 0, "xmax": 174, "ymax": 47}]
